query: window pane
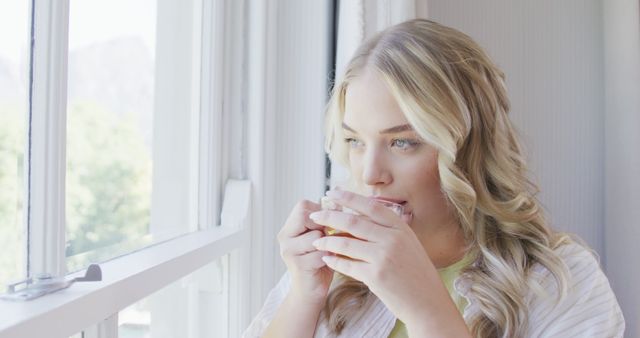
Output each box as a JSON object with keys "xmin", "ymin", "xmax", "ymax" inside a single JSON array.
[
  {"xmin": 119, "ymin": 255, "xmax": 230, "ymax": 338},
  {"xmin": 0, "ymin": 0, "xmax": 29, "ymax": 287},
  {"xmin": 65, "ymin": 0, "xmax": 202, "ymax": 272}
]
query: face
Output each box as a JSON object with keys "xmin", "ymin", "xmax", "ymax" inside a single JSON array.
[{"xmin": 343, "ymin": 69, "xmax": 456, "ymax": 232}]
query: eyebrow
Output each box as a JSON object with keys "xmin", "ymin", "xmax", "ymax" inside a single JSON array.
[{"xmin": 342, "ymin": 122, "xmax": 414, "ymax": 134}]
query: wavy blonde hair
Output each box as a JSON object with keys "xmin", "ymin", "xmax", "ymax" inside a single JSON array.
[{"xmin": 323, "ymin": 19, "xmax": 573, "ymax": 337}]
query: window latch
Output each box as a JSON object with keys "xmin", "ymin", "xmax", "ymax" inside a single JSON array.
[{"xmin": 1, "ymin": 264, "xmax": 102, "ymax": 301}]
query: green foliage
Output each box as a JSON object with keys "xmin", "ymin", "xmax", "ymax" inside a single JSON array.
[
  {"xmin": 65, "ymin": 102, "xmax": 152, "ymax": 270},
  {"xmin": 0, "ymin": 104, "xmax": 26, "ymax": 287},
  {"xmin": 0, "ymin": 101, "xmax": 152, "ymax": 282}
]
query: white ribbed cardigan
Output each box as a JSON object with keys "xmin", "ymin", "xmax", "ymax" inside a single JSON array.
[{"xmin": 243, "ymin": 242, "xmax": 625, "ymax": 337}]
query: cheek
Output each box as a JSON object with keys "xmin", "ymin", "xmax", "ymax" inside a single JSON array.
[
  {"xmin": 405, "ymin": 158, "xmax": 440, "ymax": 192},
  {"xmin": 403, "ymin": 154, "xmax": 448, "ymax": 215},
  {"xmin": 403, "ymin": 148, "xmax": 439, "ymax": 182},
  {"xmin": 347, "ymin": 156, "xmax": 365, "ymax": 190},
  {"xmin": 348, "ymin": 153, "xmax": 361, "ymax": 172},
  {"xmin": 346, "ymin": 149, "xmax": 365, "ymax": 171}
]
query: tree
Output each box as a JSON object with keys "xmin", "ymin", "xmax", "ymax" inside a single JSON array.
[{"xmin": 65, "ymin": 101, "xmax": 152, "ymax": 271}]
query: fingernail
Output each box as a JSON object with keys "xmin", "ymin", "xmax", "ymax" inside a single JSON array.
[
  {"xmin": 309, "ymin": 211, "xmax": 321, "ymax": 220},
  {"xmin": 312, "ymin": 239, "xmax": 322, "ymax": 247},
  {"xmin": 326, "ymin": 190, "xmax": 344, "ymax": 199},
  {"xmin": 401, "ymin": 212, "xmax": 413, "ymax": 224}
]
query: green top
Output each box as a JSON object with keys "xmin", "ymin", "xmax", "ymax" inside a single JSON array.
[{"xmin": 387, "ymin": 254, "xmax": 472, "ymax": 338}]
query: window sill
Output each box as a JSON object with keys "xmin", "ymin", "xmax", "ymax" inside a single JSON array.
[
  {"xmin": 0, "ymin": 179, "xmax": 251, "ymax": 338},
  {"xmin": 0, "ymin": 226, "xmax": 247, "ymax": 338}
]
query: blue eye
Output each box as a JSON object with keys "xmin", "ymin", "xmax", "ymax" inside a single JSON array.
[
  {"xmin": 392, "ymin": 139, "xmax": 420, "ymax": 150},
  {"xmin": 344, "ymin": 137, "xmax": 421, "ymax": 151},
  {"xmin": 344, "ymin": 137, "xmax": 364, "ymax": 149}
]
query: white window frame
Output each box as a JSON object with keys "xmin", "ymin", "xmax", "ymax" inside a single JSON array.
[{"xmin": 0, "ymin": 1, "xmax": 251, "ymax": 338}]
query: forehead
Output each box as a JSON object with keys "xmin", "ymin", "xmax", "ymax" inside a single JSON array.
[{"xmin": 343, "ymin": 70, "xmax": 408, "ymax": 131}]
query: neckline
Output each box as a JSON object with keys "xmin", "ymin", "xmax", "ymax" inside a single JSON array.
[{"xmin": 436, "ymin": 251, "xmax": 474, "ymax": 273}]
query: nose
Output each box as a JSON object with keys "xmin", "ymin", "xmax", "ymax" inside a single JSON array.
[{"xmin": 361, "ymin": 148, "xmax": 392, "ymax": 186}]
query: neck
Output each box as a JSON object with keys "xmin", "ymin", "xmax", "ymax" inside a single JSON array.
[{"xmin": 413, "ymin": 219, "xmax": 467, "ymax": 269}]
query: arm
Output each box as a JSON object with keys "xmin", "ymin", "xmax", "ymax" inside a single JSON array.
[
  {"xmin": 262, "ymin": 289, "xmax": 326, "ymax": 338},
  {"xmin": 404, "ymin": 291, "xmax": 471, "ymax": 338}
]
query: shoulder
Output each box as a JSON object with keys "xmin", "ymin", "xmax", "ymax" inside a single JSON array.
[
  {"xmin": 530, "ymin": 241, "xmax": 600, "ymax": 290},
  {"xmin": 455, "ymin": 241, "xmax": 626, "ymax": 336},
  {"xmin": 528, "ymin": 241, "xmax": 604, "ymax": 296},
  {"xmin": 526, "ymin": 241, "xmax": 625, "ymax": 337}
]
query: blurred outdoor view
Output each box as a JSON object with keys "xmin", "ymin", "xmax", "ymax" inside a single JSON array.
[
  {"xmin": 0, "ymin": 0, "xmax": 29, "ymax": 289},
  {"xmin": 65, "ymin": 0, "xmax": 157, "ymax": 273}
]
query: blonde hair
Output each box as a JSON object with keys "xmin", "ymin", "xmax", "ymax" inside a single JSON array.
[{"xmin": 323, "ymin": 19, "xmax": 572, "ymax": 337}]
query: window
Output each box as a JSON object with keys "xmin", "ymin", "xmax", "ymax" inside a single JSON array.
[
  {"xmin": 65, "ymin": 0, "xmax": 157, "ymax": 272},
  {"xmin": 65, "ymin": 0, "xmax": 201, "ymax": 273},
  {"xmin": 0, "ymin": 0, "xmax": 250, "ymax": 337}
]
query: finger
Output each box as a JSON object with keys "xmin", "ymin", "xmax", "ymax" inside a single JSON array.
[
  {"xmin": 304, "ymin": 210, "xmax": 326, "ymax": 231},
  {"xmin": 309, "ymin": 209, "xmax": 388, "ymax": 243},
  {"xmin": 325, "ymin": 190, "xmax": 405, "ymax": 229},
  {"xmin": 312, "ymin": 236, "xmax": 375, "ymax": 262},
  {"xmin": 322, "ymin": 255, "xmax": 368, "ymax": 282},
  {"xmin": 296, "ymin": 250, "xmax": 331, "ymax": 271},
  {"xmin": 281, "ymin": 230, "xmax": 324, "ymax": 257},
  {"xmin": 279, "ymin": 200, "xmax": 322, "ymax": 238}
]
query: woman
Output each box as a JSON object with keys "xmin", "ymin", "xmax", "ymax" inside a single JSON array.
[{"xmin": 244, "ymin": 19, "xmax": 625, "ymax": 337}]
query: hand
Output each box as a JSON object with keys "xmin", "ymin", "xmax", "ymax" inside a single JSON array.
[
  {"xmin": 277, "ymin": 200, "xmax": 333, "ymax": 301},
  {"xmin": 310, "ymin": 190, "xmax": 469, "ymax": 336}
]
